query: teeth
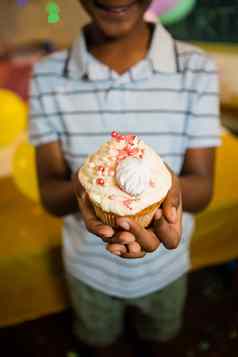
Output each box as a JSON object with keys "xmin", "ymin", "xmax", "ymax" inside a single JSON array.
[
  {"xmin": 94, "ymin": 0, "xmax": 135, "ymax": 12},
  {"xmin": 113, "ymin": 5, "xmax": 128, "ymax": 10},
  {"xmin": 111, "ymin": 8, "xmax": 127, "ymax": 12}
]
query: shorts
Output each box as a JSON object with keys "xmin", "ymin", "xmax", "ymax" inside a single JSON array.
[{"xmin": 66, "ymin": 273, "xmax": 187, "ymax": 347}]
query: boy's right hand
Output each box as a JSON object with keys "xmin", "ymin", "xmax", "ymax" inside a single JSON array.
[{"xmin": 72, "ymin": 170, "xmax": 115, "ymax": 240}]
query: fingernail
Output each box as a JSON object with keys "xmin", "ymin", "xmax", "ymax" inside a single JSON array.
[
  {"xmin": 118, "ymin": 221, "xmax": 130, "ymax": 231},
  {"xmin": 101, "ymin": 228, "xmax": 114, "ymax": 238},
  {"xmin": 114, "ymin": 251, "xmax": 121, "ymax": 256},
  {"xmin": 154, "ymin": 209, "xmax": 162, "ymax": 221}
]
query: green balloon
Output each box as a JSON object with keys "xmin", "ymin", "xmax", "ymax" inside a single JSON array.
[{"xmin": 160, "ymin": 0, "xmax": 196, "ymax": 25}]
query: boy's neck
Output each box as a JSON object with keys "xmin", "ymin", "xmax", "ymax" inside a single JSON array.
[{"xmin": 85, "ymin": 22, "xmax": 153, "ymax": 75}]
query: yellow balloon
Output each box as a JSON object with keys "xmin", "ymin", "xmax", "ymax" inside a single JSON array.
[
  {"xmin": 0, "ymin": 90, "xmax": 27, "ymax": 148},
  {"xmin": 12, "ymin": 141, "xmax": 39, "ymax": 202}
]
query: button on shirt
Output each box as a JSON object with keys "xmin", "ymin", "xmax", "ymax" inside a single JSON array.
[{"xmin": 29, "ymin": 24, "xmax": 221, "ymax": 298}]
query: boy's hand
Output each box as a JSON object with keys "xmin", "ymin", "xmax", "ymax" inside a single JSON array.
[
  {"xmin": 153, "ymin": 171, "xmax": 182, "ymax": 250},
  {"xmin": 72, "ymin": 170, "xmax": 115, "ymax": 240},
  {"xmin": 107, "ymin": 217, "xmax": 160, "ymax": 258},
  {"xmin": 107, "ymin": 169, "xmax": 182, "ymax": 258},
  {"xmin": 72, "ymin": 170, "xmax": 142, "ymax": 257}
]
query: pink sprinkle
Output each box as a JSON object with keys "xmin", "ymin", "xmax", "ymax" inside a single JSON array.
[
  {"xmin": 127, "ymin": 147, "xmax": 139, "ymax": 156},
  {"xmin": 97, "ymin": 165, "xmax": 105, "ymax": 174},
  {"xmin": 111, "ymin": 131, "xmax": 119, "ymax": 138},
  {"xmin": 114, "ymin": 133, "xmax": 127, "ymax": 142},
  {"xmin": 96, "ymin": 178, "xmax": 105, "ymax": 186},
  {"xmin": 126, "ymin": 134, "xmax": 136, "ymax": 144},
  {"xmin": 116, "ymin": 135, "xmax": 124, "ymax": 142}
]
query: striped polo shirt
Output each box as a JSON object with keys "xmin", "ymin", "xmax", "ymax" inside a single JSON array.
[{"xmin": 29, "ymin": 23, "xmax": 221, "ymax": 298}]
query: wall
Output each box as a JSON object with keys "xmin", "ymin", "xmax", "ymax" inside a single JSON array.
[{"xmin": 0, "ymin": 0, "xmax": 89, "ymax": 50}]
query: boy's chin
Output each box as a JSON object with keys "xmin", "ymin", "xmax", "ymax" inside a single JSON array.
[{"xmin": 95, "ymin": 19, "xmax": 142, "ymax": 39}]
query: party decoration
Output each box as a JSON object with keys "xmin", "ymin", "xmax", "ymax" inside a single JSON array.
[
  {"xmin": 145, "ymin": 0, "xmax": 179, "ymax": 22},
  {"xmin": 46, "ymin": 2, "xmax": 61, "ymax": 24},
  {"xmin": 17, "ymin": 0, "xmax": 28, "ymax": 5},
  {"xmin": 0, "ymin": 90, "xmax": 27, "ymax": 149},
  {"xmin": 12, "ymin": 141, "xmax": 40, "ymax": 202},
  {"xmin": 160, "ymin": 0, "xmax": 196, "ymax": 25}
]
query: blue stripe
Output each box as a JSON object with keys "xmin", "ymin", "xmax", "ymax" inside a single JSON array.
[
  {"xmin": 30, "ymin": 110, "xmax": 218, "ymax": 118},
  {"xmin": 30, "ymin": 130, "xmax": 220, "ymax": 141},
  {"xmin": 30, "ymin": 88, "xmax": 219, "ymax": 97}
]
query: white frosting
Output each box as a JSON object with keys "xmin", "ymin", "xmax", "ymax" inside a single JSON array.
[
  {"xmin": 78, "ymin": 133, "xmax": 172, "ymax": 216},
  {"xmin": 116, "ymin": 157, "xmax": 151, "ymax": 197}
]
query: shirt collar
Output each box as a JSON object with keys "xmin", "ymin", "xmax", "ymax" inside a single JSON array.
[
  {"xmin": 147, "ymin": 23, "xmax": 178, "ymax": 74},
  {"xmin": 64, "ymin": 23, "xmax": 179, "ymax": 81}
]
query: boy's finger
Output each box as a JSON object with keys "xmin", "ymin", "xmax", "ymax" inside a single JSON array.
[
  {"xmin": 154, "ymin": 208, "xmax": 162, "ymax": 221},
  {"xmin": 109, "ymin": 231, "xmax": 136, "ymax": 245},
  {"xmin": 154, "ymin": 216, "xmax": 180, "ymax": 249},
  {"xmin": 106, "ymin": 243, "xmax": 127, "ymax": 256},
  {"xmin": 127, "ymin": 242, "xmax": 142, "ymax": 254},
  {"xmin": 161, "ymin": 166, "xmax": 181, "ymax": 224},
  {"xmin": 78, "ymin": 193, "xmax": 114, "ymax": 239},
  {"xmin": 116, "ymin": 217, "xmax": 160, "ymax": 253},
  {"xmin": 120, "ymin": 251, "xmax": 146, "ymax": 259},
  {"xmin": 162, "ymin": 188, "xmax": 181, "ymax": 224},
  {"xmin": 163, "ymin": 193, "xmax": 179, "ymax": 223}
]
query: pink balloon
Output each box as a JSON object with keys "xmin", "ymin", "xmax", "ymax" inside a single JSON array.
[{"xmin": 148, "ymin": 0, "xmax": 179, "ymax": 16}]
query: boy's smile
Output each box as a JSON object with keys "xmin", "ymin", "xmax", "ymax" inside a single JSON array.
[
  {"xmin": 80, "ymin": 0, "xmax": 152, "ymax": 38},
  {"xmin": 93, "ymin": 0, "xmax": 138, "ymax": 15}
]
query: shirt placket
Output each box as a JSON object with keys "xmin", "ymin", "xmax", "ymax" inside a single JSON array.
[{"xmin": 105, "ymin": 73, "xmax": 131, "ymax": 132}]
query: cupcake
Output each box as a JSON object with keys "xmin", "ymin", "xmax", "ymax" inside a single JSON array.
[{"xmin": 78, "ymin": 132, "xmax": 172, "ymax": 228}]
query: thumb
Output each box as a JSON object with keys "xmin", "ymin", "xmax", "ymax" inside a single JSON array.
[
  {"xmin": 163, "ymin": 194, "xmax": 179, "ymax": 223},
  {"xmin": 154, "ymin": 208, "xmax": 163, "ymax": 221},
  {"xmin": 162, "ymin": 188, "xmax": 181, "ymax": 224},
  {"xmin": 162, "ymin": 165, "xmax": 182, "ymax": 224}
]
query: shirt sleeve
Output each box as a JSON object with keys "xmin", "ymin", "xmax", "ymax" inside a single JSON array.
[
  {"xmin": 28, "ymin": 69, "xmax": 59, "ymax": 147},
  {"xmin": 186, "ymin": 57, "xmax": 222, "ymax": 149}
]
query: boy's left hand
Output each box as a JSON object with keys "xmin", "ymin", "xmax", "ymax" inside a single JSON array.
[
  {"xmin": 153, "ymin": 171, "xmax": 182, "ymax": 250},
  {"xmin": 106, "ymin": 170, "xmax": 182, "ymax": 258}
]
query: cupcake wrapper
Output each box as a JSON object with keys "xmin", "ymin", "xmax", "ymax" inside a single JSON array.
[{"xmin": 93, "ymin": 199, "xmax": 164, "ymax": 228}]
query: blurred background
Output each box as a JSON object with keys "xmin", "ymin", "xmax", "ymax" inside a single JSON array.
[{"xmin": 0, "ymin": 1, "xmax": 238, "ymax": 356}]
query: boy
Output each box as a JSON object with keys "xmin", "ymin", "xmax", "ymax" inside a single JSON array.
[{"xmin": 29, "ymin": 0, "xmax": 221, "ymax": 356}]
